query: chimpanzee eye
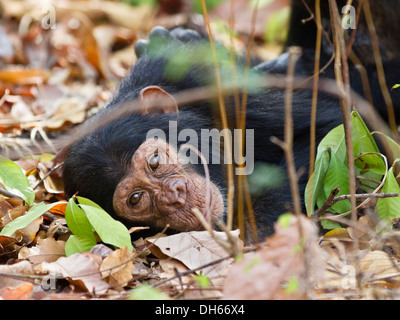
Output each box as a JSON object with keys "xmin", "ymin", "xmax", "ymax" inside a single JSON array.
[
  {"xmin": 128, "ymin": 192, "xmax": 143, "ymax": 206},
  {"xmin": 148, "ymin": 153, "xmax": 159, "ymax": 171}
]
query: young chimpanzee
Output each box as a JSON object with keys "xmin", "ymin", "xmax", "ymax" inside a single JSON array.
[{"xmin": 63, "ymin": 0, "xmax": 400, "ymax": 243}]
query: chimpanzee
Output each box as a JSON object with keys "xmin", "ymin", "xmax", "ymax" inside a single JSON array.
[{"xmin": 62, "ymin": 0, "xmax": 400, "ymax": 243}]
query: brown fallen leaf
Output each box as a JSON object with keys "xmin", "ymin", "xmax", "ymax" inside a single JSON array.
[
  {"xmin": 52, "ymin": 253, "xmax": 109, "ymax": 294},
  {"xmin": 18, "ymin": 237, "xmax": 65, "ymax": 264},
  {"xmin": 0, "ymin": 235, "xmax": 17, "ymax": 255},
  {"xmin": 147, "ymin": 230, "xmax": 241, "ymax": 278},
  {"xmin": 0, "ymin": 282, "xmax": 34, "ymax": 300},
  {"xmin": 36, "ymin": 162, "xmax": 64, "ymax": 194},
  {"xmin": 0, "ymin": 260, "xmax": 35, "ymax": 289},
  {"xmin": 0, "ymin": 68, "xmax": 50, "ymax": 85},
  {"xmin": 360, "ymin": 250, "xmax": 400, "ymax": 285},
  {"xmin": 100, "ymin": 246, "xmax": 134, "ymax": 287},
  {"xmin": 1, "ymin": 205, "xmax": 42, "ymax": 244},
  {"xmin": 223, "ymin": 215, "xmax": 326, "ymax": 299}
]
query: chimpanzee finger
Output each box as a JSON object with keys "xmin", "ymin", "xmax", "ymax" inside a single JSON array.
[
  {"xmin": 134, "ymin": 39, "xmax": 148, "ymax": 58},
  {"xmin": 170, "ymin": 27, "xmax": 202, "ymax": 42}
]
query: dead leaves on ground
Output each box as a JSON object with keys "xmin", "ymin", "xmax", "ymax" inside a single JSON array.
[
  {"xmin": 0, "ymin": 0, "xmax": 150, "ymax": 144},
  {"xmin": 223, "ymin": 214, "xmax": 400, "ymax": 300},
  {"xmin": 0, "ymin": 223, "xmax": 242, "ymax": 300}
]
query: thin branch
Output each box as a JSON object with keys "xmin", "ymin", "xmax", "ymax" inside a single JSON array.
[
  {"xmin": 312, "ymin": 187, "xmax": 340, "ymax": 219},
  {"xmin": 308, "ymin": 0, "xmax": 322, "ymax": 180},
  {"xmin": 313, "ymin": 190, "xmax": 399, "ymax": 220},
  {"xmin": 200, "ymin": 0, "xmax": 235, "ymax": 231},
  {"xmin": 32, "ymin": 162, "xmax": 63, "ymax": 190},
  {"xmin": 329, "ymin": 0, "xmax": 360, "ymax": 289},
  {"xmin": 0, "ymin": 187, "xmax": 22, "ymax": 200},
  {"xmin": 283, "ymin": 46, "xmax": 303, "ymax": 218}
]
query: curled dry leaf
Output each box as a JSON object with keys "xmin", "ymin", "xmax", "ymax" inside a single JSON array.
[
  {"xmin": 0, "ymin": 282, "xmax": 34, "ymax": 300},
  {"xmin": 0, "ymin": 260, "xmax": 35, "ymax": 289},
  {"xmin": 89, "ymin": 243, "xmax": 114, "ymax": 258},
  {"xmin": 37, "ymin": 162, "xmax": 64, "ymax": 194},
  {"xmin": 18, "ymin": 237, "xmax": 65, "ymax": 264},
  {"xmin": 360, "ymin": 250, "xmax": 400, "ymax": 285},
  {"xmin": 0, "ymin": 68, "xmax": 51, "ymax": 85},
  {"xmin": 50, "ymin": 253, "xmax": 109, "ymax": 294},
  {"xmin": 100, "ymin": 246, "xmax": 134, "ymax": 287}
]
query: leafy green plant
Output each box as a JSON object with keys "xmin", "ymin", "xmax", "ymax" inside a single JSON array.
[
  {"xmin": 64, "ymin": 196, "xmax": 133, "ymax": 256},
  {"xmin": 0, "ymin": 156, "xmax": 62, "ymax": 237},
  {"xmin": 194, "ymin": 274, "xmax": 211, "ymax": 289},
  {"xmin": 129, "ymin": 283, "xmax": 169, "ymax": 300},
  {"xmin": 0, "ymin": 156, "xmax": 35, "ymax": 206},
  {"xmin": 0, "ymin": 201, "xmax": 65, "ymax": 237},
  {"xmin": 306, "ymin": 110, "xmax": 400, "ymax": 229},
  {"xmin": 0, "ymin": 157, "xmax": 132, "ymax": 255}
]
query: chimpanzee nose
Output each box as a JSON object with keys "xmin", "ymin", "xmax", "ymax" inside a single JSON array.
[{"xmin": 160, "ymin": 178, "xmax": 187, "ymax": 209}]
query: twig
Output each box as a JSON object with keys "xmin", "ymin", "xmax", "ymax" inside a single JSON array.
[
  {"xmin": 200, "ymin": 0, "xmax": 235, "ymax": 231},
  {"xmin": 272, "ymin": 47, "xmax": 312, "ymax": 298},
  {"xmin": 235, "ymin": 0, "xmax": 259, "ymax": 244},
  {"xmin": 313, "ymin": 190, "xmax": 399, "ymax": 220},
  {"xmin": 334, "ymin": 192, "xmax": 399, "ymax": 202},
  {"xmin": 32, "ymin": 162, "xmax": 64, "ymax": 190},
  {"xmin": 283, "ymin": 46, "xmax": 303, "ymax": 218},
  {"xmin": 0, "ymin": 187, "xmax": 22, "ymax": 200},
  {"xmin": 329, "ymin": 0, "xmax": 361, "ymax": 290},
  {"xmin": 308, "ymin": 0, "xmax": 322, "ymax": 180},
  {"xmin": 312, "ymin": 187, "xmax": 340, "ymax": 219}
]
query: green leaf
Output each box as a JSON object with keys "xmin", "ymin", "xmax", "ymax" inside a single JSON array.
[
  {"xmin": 194, "ymin": 275, "xmax": 211, "ymax": 289},
  {"xmin": 64, "ymin": 197, "xmax": 133, "ymax": 254},
  {"xmin": 129, "ymin": 284, "xmax": 169, "ymax": 300},
  {"xmin": 0, "ymin": 201, "xmax": 64, "ymax": 237},
  {"xmin": 243, "ymin": 257, "xmax": 261, "ymax": 274},
  {"xmin": 76, "ymin": 197, "xmax": 133, "ymax": 252},
  {"xmin": 76, "ymin": 196, "xmax": 106, "ymax": 210},
  {"xmin": 285, "ymin": 275, "xmax": 300, "ymax": 295},
  {"xmin": 351, "ymin": 111, "xmax": 380, "ymax": 156},
  {"xmin": 65, "ymin": 198, "xmax": 96, "ymax": 242},
  {"xmin": 248, "ymin": 162, "xmax": 285, "ymax": 197},
  {"xmin": 65, "ymin": 235, "xmax": 97, "ymax": 257},
  {"xmin": 355, "ymin": 153, "xmax": 386, "ymax": 192},
  {"xmin": 376, "ymin": 167, "xmax": 400, "ymax": 222},
  {"xmin": 0, "ymin": 156, "xmax": 34, "ymax": 206},
  {"xmin": 355, "ymin": 153, "xmax": 386, "ymax": 176},
  {"xmin": 317, "ymin": 124, "xmax": 346, "ymax": 161},
  {"xmin": 305, "ymin": 148, "xmax": 331, "ymax": 216},
  {"xmin": 277, "ymin": 213, "xmax": 293, "ymax": 228},
  {"xmin": 320, "ymin": 152, "xmax": 351, "ymax": 213},
  {"xmin": 263, "ymin": 6, "xmax": 290, "ymax": 44},
  {"xmin": 392, "ymin": 84, "xmax": 400, "ymax": 90},
  {"xmin": 321, "ymin": 219, "xmax": 342, "ymax": 230},
  {"xmin": 350, "ymin": 113, "xmax": 385, "ymax": 191},
  {"xmin": 374, "ymin": 132, "xmax": 400, "ymax": 160}
]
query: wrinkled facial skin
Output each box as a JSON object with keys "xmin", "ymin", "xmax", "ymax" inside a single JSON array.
[{"xmin": 113, "ymin": 138, "xmax": 224, "ymax": 232}]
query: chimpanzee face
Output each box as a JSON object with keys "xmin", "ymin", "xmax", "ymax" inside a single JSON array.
[{"xmin": 112, "ymin": 138, "xmax": 224, "ymax": 231}]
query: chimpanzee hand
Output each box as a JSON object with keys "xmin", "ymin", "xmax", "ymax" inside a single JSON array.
[{"xmin": 134, "ymin": 26, "xmax": 203, "ymax": 59}]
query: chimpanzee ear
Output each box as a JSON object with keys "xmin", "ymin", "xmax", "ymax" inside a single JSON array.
[{"xmin": 139, "ymin": 86, "xmax": 178, "ymax": 115}]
